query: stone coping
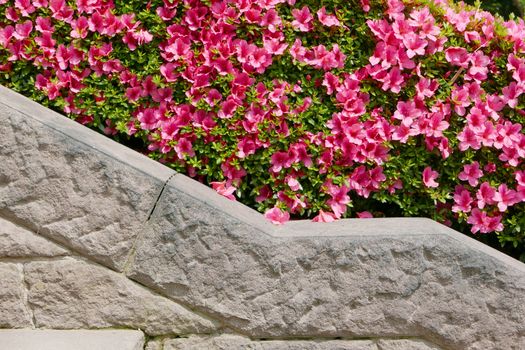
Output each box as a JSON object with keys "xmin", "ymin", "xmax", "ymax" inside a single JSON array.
[{"xmin": 0, "ymin": 85, "xmax": 523, "ymax": 272}]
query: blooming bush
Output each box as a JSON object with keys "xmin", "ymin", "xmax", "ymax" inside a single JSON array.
[{"xmin": 0, "ymin": 0, "xmax": 524, "ymax": 258}]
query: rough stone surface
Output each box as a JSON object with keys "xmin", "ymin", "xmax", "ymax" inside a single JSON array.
[
  {"xmin": 0, "ymin": 263, "xmax": 32, "ymax": 327},
  {"xmin": 0, "ymin": 330, "xmax": 145, "ymax": 350},
  {"xmin": 0, "ymin": 86, "xmax": 175, "ymax": 271},
  {"xmin": 158, "ymin": 335, "xmax": 441, "ymax": 350},
  {"xmin": 24, "ymin": 258, "xmax": 219, "ymax": 335},
  {"xmin": 0, "ymin": 217, "xmax": 68, "ymax": 258},
  {"xmin": 376, "ymin": 339, "xmax": 442, "ymax": 350},
  {"xmin": 145, "ymin": 340, "xmax": 164, "ymax": 350},
  {"xmin": 127, "ymin": 176, "xmax": 525, "ymax": 350}
]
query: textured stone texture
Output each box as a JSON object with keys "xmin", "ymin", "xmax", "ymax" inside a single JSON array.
[
  {"xmin": 163, "ymin": 336, "xmax": 375, "ymax": 350},
  {"xmin": 0, "ymin": 86, "xmax": 175, "ymax": 271},
  {"xmin": 0, "ymin": 263, "xmax": 32, "ymax": 327},
  {"xmin": 158, "ymin": 335, "xmax": 441, "ymax": 350},
  {"xmin": 145, "ymin": 340, "xmax": 163, "ymax": 350},
  {"xmin": 127, "ymin": 176, "xmax": 525, "ymax": 350},
  {"xmin": 24, "ymin": 258, "xmax": 219, "ymax": 335},
  {"xmin": 0, "ymin": 217, "xmax": 68, "ymax": 258},
  {"xmin": 0, "ymin": 330, "xmax": 144, "ymax": 350},
  {"xmin": 376, "ymin": 339, "xmax": 442, "ymax": 350}
]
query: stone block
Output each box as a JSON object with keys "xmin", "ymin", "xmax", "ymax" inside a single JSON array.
[
  {"xmin": 0, "ymin": 263, "xmax": 32, "ymax": 327},
  {"xmin": 0, "ymin": 86, "xmax": 175, "ymax": 271},
  {"xmin": 160, "ymin": 335, "xmax": 441, "ymax": 349},
  {"xmin": 0, "ymin": 330, "xmax": 144, "ymax": 350},
  {"xmin": 0, "ymin": 218, "xmax": 68, "ymax": 258},
  {"xmin": 163, "ymin": 335, "xmax": 376, "ymax": 349},
  {"xmin": 127, "ymin": 175, "xmax": 525, "ymax": 350},
  {"xmin": 24, "ymin": 258, "xmax": 219, "ymax": 335}
]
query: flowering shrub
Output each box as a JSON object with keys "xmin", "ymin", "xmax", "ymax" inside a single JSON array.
[{"xmin": 0, "ymin": 0, "xmax": 524, "ymax": 258}]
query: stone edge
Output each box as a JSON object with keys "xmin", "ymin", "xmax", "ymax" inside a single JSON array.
[{"xmin": 2, "ymin": 84, "xmax": 524, "ymax": 274}]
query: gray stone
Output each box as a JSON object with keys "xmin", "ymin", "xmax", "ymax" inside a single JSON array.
[
  {"xmin": 162, "ymin": 335, "xmax": 378, "ymax": 350},
  {"xmin": 145, "ymin": 339, "xmax": 164, "ymax": 350},
  {"xmin": 24, "ymin": 258, "xmax": 219, "ymax": 335},
  {"xmin": 0, "ymin": 263, "xmax": 32, "ymax": 327},
  {"xmin": 376, "ymin": 339, "xmax": 442, "ymax": 350},
  {"xmin": 0, "ymin": 86, "xmax": 175, "ymax": 271},
  {"xmin": 127, "ymin": 175, "xmax": 525, "ymax": 350},
  {"xmin": 159, "ymin": 335, "xmax": 442, "ymax": 350},
  {"xmin": 0, "ymin": 329, "xmax": 144, "ymax": 350},
  {"xmin": 0, "ymin": 217, "xmax": 68, "ymax": 258}
]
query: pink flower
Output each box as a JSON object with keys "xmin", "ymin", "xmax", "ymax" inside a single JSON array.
[
  {"xmin": 70, "ymin": 16, "xmax": 89, "ymax": 39},
  {"xmin": 476, "ymin": 182, "xmax": 496, "ymax": 209},
  {"xmin": 445, "ymin": 47, "xmax": 469, "ymax": 68},
  {"xmin": 360, "ymin": 0, "xmax": 370, "ymax": 12},
  {"xmin": 452, "ymin": 188, "xmax": 473, "ymax": 213},
  {"xmin": 0, "ymin": 26, "xmax": 14, "ymax": 47},
  {"xmin": 237, "ymin": 138, "xmax": 257, "ymax": 158},
  {"xmin": 415, "ymin": 77, "xmax": 439, "ymax": 99},
  {"xmin": 515, "ymin": 171, "xmax": 525, "ymax": 201},
  {"xmin": 422, "ymin": 166, "xmax": 439, "ymax": 188},
  {"xmin": 502, "ymin": 82, "xmax": 522, "ymax": 108},
  {"xmin": 13, "ymin": 20, "xmax": 33, "ymax": 40},
  {"xmin": 291, "ymin": 6, "xmax": 313, "ymax": 32},
  {"xmin": 270, "ymin": 151, "xmax": 291, "ymax": 173},
  {"xmin": 326, "ymin": 183, "xmax": 350, "ymax": 218},
  {"xmin": 402, "ymin": 33, "xmax": 427, "ymax": 58},
  {"xmin": 357, "ymin": 211, "xmax": 373, "ymax": 218},
  {"xmin": 457, "ymin": 126, "xmax": 481, "ymax": 151},
  {"xmin": 312, "ymin": 210, "xmax": 337, "ymax": 222},
  {"xmin": 381, "ymin": 67, "xmax": 404, "ymax": 93},
  {"xmin": 493, "ymin": 184, "xmax": 518, "ymax": 212},
  {"xmin": 137, "ymin": 108, "xmax": 159, "ymax": 130},
  {"xmin": 174, "ymin": 137, "xmax": 195, "ymax": 159},
  {"xmin": 264, "ymin": 207, "xmax": 290, "ymax": 225},
  {"xmin": 286, "ymin": 176, "xmax": 302, "ymax": 191},
  {"xmin": 317, "ymin": 7, "xmax": 341, "ymax": 27},
  {"xmin": 458, "ymin": 162, "xmax": 483, "ymax": 186},
  {"xmin": 263, "ymin": 37, "xmax": 288, "ymax": 55},
  {"xmin": 256, "ymin": 186, "xmax": 272, "ymax": 203},
  {"xmin": 467, "ymin": 209, "xmax": 503, "ymax": 233},
  {"xmin": 211, "ymin": 181, "xmax": 236, "ymax": 201},
  {"xmin": 14, "ymin": 0, "xmax": 35, "ymax": 16}
]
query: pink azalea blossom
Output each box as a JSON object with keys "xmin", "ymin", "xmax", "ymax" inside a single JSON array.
[
  {"xmin": 467, "ymin": 209, "xmax": 503, "ymax": 233},
  {"xmin": 357, "ymin": 211, "xmax": 373, "ymax": 218},
  {"xmin": 211, "ymin": 181, "xmax": 236, "ymax": 201},
  {"xmin": 317, "ymin": 7, "xmax": 341, "ymax": 27},
  {"xmin": 422, "ymin": 166, "xmax": 439, "ymax": 188},
  {"xmin": 452, "ymin": 188, "xmax": 473, "ymax": 213},
  {"xmin": 13, "ymin": 20, "xmax": 32, "ymax": 40},
  {"xmin": 256, "ymin": 186, "xmax": 272, "ymax": 203},
  {"xmin": 360, "ymin": 0, "xmax": 371, "ymax": 12},
  {"xmin": 476, "ymin": 182, "xmax": 496, "ymax": 209},
  {"xmin": 286, "ymin": 176, "xmax": 302, "ymax": 191},
  {"xmin": 270, "ymin": 151, "xmax": 291, "ymax": 173},
  {"xmin": 493, "ymin": 184, "xmax": 518, "ymax": 212},
  {"xmin": 326, "ymin": 183, "xmax": 350, "ymax": 218},
  {"xmin": 312, "ymin": 210, "xmax": 337, "ymax": 222},
  {"xmin": 458, "ymin": 162, "xmax": 483, "ymax": 186},
  {"xmin": 291, "ymin": 6, "xmax": 313, "ymax": 32},
  {"xmin": 264, "ymin": 207, "xmax": 290, "ymax": 225},
  {"xmin": 445, "ymin": 47, "xmax": 469, "ymax": 68}
]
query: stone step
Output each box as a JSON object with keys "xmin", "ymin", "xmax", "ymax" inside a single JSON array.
[{"xmin": 0, "ymin": 330, "xmax": 144, "ymax": 350}]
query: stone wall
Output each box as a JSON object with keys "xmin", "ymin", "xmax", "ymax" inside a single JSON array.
[{"xmin": 1, "ymin": 85, "xmax": 524, "ymax": 350}]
